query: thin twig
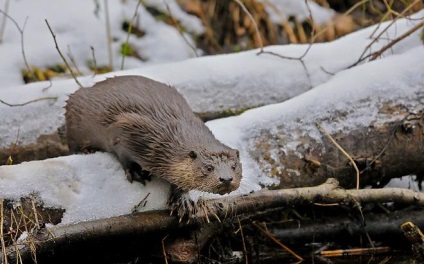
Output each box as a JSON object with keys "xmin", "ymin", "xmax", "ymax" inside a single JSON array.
[
  {"xmin": 163, "ymin": 0, "xmax": 199, "ymax": 57},
  {"xmin": 121, "ymin": 0, "xmax": 143, "ymax": 70},
  {"xmin": 45, "ymin": 19, "xmax": 83, "ymax": 88},
  {"xmin": 0, "ymin": 0, "xmax": 10, "ymax": 43},
  {"xmin": 255, "ymin": 0, "xmax": 313, "ymax": 88},
  {"xmin": 370, "ymin": 19, "xmax": 424, "ymax": 60},
  {"xmin": 0, "ymin": 10, "xmax": 37, "ymax": 82},
  {"xmin": 162, "ymin": 235, "xmax": 169, "ymax": 264},
  {"xmin": 90, "ymin": 46, "xmax": 98, "ymax": 77},
  {"xmin": 362, "ymin": 114, "xmax": 417, "ymax": 174},
  {"xmin": 31, "ymin": 199, "xmax": 40, "ymax": 230},
  {"xmin": 0, "ymin": 97, "xmax": 57, "ymax": 107},
  {"xmin": 104, "ymin": 0, "xmax": 113, "ymax": 70},
  {"xmin": 253, "ymin": 221, "xmax": 304, "ymax": 261},
  {"xmin": 237, "ymin": 216, "xmax": 248, "ymax": 264},
  {"xmin": 41, "ymin": 80, "xmax": 53, "ymax": 92},
  {"xmin": 67, "ymin": 45, "xmax": 82, "ymax": 76},
  {"xmin": 298, "ymin": 0, "xmax": 314, "ymax": 60},
  {"xmin": 233, "ymin": 0, "xmax": 263, "ymax": 52},
  {"xmin": 349, "ymin": 0, "xmax": 420, "ymax": 68},
  {"xmin": 316, "ymin": 123, "xmax": 360, "ymax": 190}
]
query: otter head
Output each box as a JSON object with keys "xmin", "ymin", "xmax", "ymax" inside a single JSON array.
[{"xmin": 170, "ymin": 149, "xmax": 242, "ymax": 195}]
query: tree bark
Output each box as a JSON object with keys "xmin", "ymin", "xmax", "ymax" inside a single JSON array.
[{"xmin": 251, "ymin": 101, "xmax": 424, "ymax": 190}]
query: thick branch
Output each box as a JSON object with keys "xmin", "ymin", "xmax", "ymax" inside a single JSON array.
[
  {"xmin": 200, "ymin": 178, "xmax": 424, "ymax": 219},
  {"xmin": 4, "ymin": 178, "xmax": 424, "ymax": 262}
]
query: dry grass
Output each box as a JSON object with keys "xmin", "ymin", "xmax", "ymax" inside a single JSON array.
[
  {"xmin": 176, "ymin": 0, "xmax": 423, "ymax": 54},
  {"xmin": 0, "ymin": 197, "xmax": 64, "ymax": 263}
]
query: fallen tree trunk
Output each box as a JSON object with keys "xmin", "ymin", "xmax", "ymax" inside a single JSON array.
[
  {"xmin": 3, "ymin": 179, "xmax": 424, "ymax": 263},
  {"xmin": 251, "ymin": 111, "xmax": 424, "ymax": 189}
]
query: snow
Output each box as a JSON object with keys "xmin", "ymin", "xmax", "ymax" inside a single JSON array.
[
  {"xmin": 0, "ymin": 152, "xmax": 171, "ymax": 224},
  {"xmin": 262, "ymin": 0, "xmax": 335, "ymax": 24},
  {"xmin": 144, "ymin": 0, "xmax": 204, "ymax": 35},
  {"xmin": 0, "ymin": 0, "xmax": 202, "ymax": 88},
  {"xmin": 205, "ymin": 45, "xmax": 424, "ymax": 195},
  {"xmin": 0, "ymin": 2, "xmax": 423, "ymax": 224},
  {"xmin": 1, "ymin": 10, "xmax": 423, "ymax": 149}
]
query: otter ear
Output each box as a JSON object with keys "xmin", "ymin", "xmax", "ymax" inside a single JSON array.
[{"xmin": 189, "ymin": 150, "xmax": 197, "ymax": 159}]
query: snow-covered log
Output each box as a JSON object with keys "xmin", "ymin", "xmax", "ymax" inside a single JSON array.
[
  {"xmin": 1, "ymin": 42, "xmax": 423, "ymax": 225},
  {"xmin": 1, "ymin": 10, "xmax": 423, "ymax": 165},
  {"xmin": 231, "ymin": 45, "xmax": 424, "ymax": 190}
]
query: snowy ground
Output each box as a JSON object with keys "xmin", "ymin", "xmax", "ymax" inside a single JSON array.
[
  {"xmin": 0, "ymin": 2, "xmax": 423, "ymax": 224},
  {"xmin": 0, "ymin": 0, "xmax": 203, "ymax": 88}
]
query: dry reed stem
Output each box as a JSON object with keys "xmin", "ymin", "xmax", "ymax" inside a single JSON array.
[
  {"xmin": 1, "ymin": 199, "xmax": 9, "ymax": 264},
  {"xmin": 0, "ymin": 0, "xmax": 10, "ymax": 43},
  {"xmin": 17, "ymin": 206, "xmax": 38, "ymax": 263},
  {"xmin": 104, "ymin": 0, "xmax": 113, "ymax": 70},
  {"xmin": 121, "ymin": 0, "xmax": 143, "ymax": 70}
]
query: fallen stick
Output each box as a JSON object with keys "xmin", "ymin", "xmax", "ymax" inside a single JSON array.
[{"xmin": 3, "ymin": 178, "xmax": 424, "ymax": 262}]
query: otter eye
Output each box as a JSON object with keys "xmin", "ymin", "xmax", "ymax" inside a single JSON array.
[
  {"xmin": 231, "ymin": 165, "xmax": 236, "ymax": 171},
  {"xmin": 205, "ymin": 165, "xmax": 214, "ymax": 172},
  {"xmin": 189, "ymin": 151, "xmax": 197, "ymax": 159}
]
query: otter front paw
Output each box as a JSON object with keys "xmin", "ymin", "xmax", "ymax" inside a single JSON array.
[
  {"xmin": 125, "ymin": 162, "xmax": 152, "ymax": 185},
  {"xmin": 169, "ymin": 191, "xmax": 196, "ymax": 221},
  {"xmin": 168, "ymin": 190, "xmax": 215, "ymax": 223}
]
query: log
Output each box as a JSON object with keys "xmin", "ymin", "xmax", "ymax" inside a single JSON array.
[
  {"xmin": 3, "ymin": 179, "xmax": 424, "ymax": 262},
  {"xmin": 1, "ymin": 11, "xmax": 422, "ymax": 164}
]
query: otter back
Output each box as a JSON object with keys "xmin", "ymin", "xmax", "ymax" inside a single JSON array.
[{"xmin": 65, "ymin": 75, "xmax": 242, "ymax": 195}]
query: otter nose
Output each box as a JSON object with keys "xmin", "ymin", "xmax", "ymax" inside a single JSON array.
[{"xmin": 219, "ymin": 177, "xmax": 233, "ymax": 185}]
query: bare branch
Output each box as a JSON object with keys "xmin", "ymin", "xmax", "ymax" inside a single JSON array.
[
  {"xmin": 349, "ymin": 0, "xmax": 421, "ymax": 68},
  {"xmin": 233, "ymin": 0, "xmax": 263, "ymax": 52},
  {"xmin": 256, "ymin": 0, "xmax": 313, "ymax": 88},
  {"xmin": 0, "ymin": 96, "xmax": 57, "ymax": 107},
  {"xmin": 163, "ymin": 0, "xmax": 199, "ymax": 57},
  {"xmin": 44, "ymin": 19, "xmax": 84, "ymax": 88},
  {"xmin": 4, "ymin": 178, "xmax": 424, "ymax": 262},
  {"xmin": 66, "ymin": 45, "xmax": 82, "ymax": 76},
  {"xmin": 370, "ymin": 19, "xmax": 424, "ymax": 61},
  {"xmin": 0, "ymin": 10, "xmax": 37, "ymax": 82}
]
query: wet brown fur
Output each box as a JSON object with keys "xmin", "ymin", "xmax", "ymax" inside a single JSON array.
[{"xmin": 65, "ymin": 75, "xmax": 242, "ymax": 194}]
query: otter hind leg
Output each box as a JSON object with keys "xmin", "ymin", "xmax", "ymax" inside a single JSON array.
[{"xmin": 67, "ymin": 138, "xmax": 101, "ymax": 154}]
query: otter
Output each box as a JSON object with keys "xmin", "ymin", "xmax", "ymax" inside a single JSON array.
[{"xmin": 65, "ymin": 75, "xmax": 242, "ymax": 198}]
